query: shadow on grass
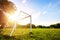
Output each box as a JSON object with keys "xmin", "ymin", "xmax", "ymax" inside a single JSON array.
[
  {"xmin": 0, "ymin": 32, "xmax": 60, "ymax": 40},
  {"xmin": 0, "ymin": 34, "xmax": 19, "ymax": 40},
  {"xmin": 0, "ymin": 29, "xmax": 18, "ymax": 40},
  {"xmin": 15, "ymin": 33, "xmax": 44, "ymax": 40},
  {"xmin": 16, "ymin": 32, "xmax": 60, "ymax": 40}
]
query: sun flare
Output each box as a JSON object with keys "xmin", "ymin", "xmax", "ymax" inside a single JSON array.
[
  {"xmin": 7, "ymin": 11, "xmax": 30, "ymax": 25},
  {"xmin": 9, "ymin": 13, "xmax": 19, "ymax": 21}
]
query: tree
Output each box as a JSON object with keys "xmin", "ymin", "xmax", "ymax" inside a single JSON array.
[
  {"xmin": 37, "ymin": 25, "xmax": 47, "ymax": 28},
  {"xmin": 0, "ymin": 10, "xmax": 8, "ymax": 29},
  {"xmin": 0, "ymin": 0, "xmax": 16, "ymax": 29},
  {"xmin": 26, "ymin": 23, "xmax": 36, "ymax": 28},
  {"xmin": 0, "ymin": 0, "xmax": 16, "ymax": 14},
  {"xmin": 49, "ymin": 23, "xmax": 60, "ymax": 28},
  {"xmin": 37, "ymin": 25, "xmax": 43, "ymax": 28},
  {"xmin": 55, "ymin": 23, "xmax": 60, "ymax": 28},
  {"xmin": 49, "ymin": 24, "xmax": 55, "ymax": 28}
]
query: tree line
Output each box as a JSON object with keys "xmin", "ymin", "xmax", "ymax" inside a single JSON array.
[{"xmin": 16, "ymin": 23, "xmax": 60, "ymax": 28}]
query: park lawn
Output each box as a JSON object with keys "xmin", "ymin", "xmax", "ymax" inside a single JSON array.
[{"xmin": 0, "ymin": 28, "xmax": 60, "ymax": 40}]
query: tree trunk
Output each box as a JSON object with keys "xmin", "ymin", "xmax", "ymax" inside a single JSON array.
[{"xmin": 0, "ymin": 10, "xmax": 8, "ymax": 29}]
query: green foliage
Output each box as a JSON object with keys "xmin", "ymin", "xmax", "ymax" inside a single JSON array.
[
  {"xmin": 37, "ymin": 25, "xmax": 48, "ymax": 28},
  {"xmin": 37, "ymin": 25, "xmax": 43, "ymax": 28},
  {"xmin": 49, "ymin": 23, "xmax": 60, "ymax": 28},
  {"xmin": 26, "ymin": 23, "xmax": 36, "ymax": 28},
  {"xmin": 0, "ymin": 0, "xmax": 16, "ymax": 14},
  {"xmin": 0, "ymin": 34, "xmax": 18, "ymax": 40},
  {"xmin": 37, "ymin": 23, "xmax": 60, "ymax": 28}
]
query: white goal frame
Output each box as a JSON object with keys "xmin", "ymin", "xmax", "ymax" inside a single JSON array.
[{"xmin": 10, "ymin": 11, "xmax": 32, "ymax": 36}]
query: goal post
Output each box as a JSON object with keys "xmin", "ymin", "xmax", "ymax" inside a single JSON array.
[
  {"xmin": 10, "ymin": 11, "xmax": 32, "ymax": 36},
  {"xmin": 30, "ymin": 15, "xmax": 32, "ymax": 32}
]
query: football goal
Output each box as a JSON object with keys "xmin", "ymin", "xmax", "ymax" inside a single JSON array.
[{"xmin": 9, "ymin": 11, "xmax": 32, "ymax": 36}]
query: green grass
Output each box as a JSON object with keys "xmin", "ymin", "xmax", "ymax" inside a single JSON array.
[{"xmin": 0, "ymin": 28, "xmax": 60, "ymax": 40}]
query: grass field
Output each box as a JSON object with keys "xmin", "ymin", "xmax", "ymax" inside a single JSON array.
[{"xmin": 0, "ymin": 28, "xmax": 60, "ymax": 40}]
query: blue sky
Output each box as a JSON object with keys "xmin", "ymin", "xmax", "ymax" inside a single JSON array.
[{"xmin": 10, "ymin": 0, "xmax": 60, "ymax": 26}]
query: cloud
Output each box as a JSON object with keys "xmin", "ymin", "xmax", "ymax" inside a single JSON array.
[
  {"xmin": 31, "ymin": 3, "xmax": 52, "ymax": 25},
  {"xmin": 40, "ymin": 2, "xmax": 52, "ymax": 15},
  {"xmin": 47, "ymin": 3, "xmax": 52, "ymax": 9},
  {"xmin": 22, "ymin": 0, "xmax": 27, "ymax": 4},
  {"xmin": 42, "ymin": 11, "xmax": 47, "ymax": 15},
  {"xmin": 48, "ymin": 1, "xmax": 60, "ymax": 9},
  {"xmin": 42, "ymin": 1, "xmax": 60, "ymax": 15},
  {"xmin": 43, "ymin": 2, "xmax": 52, "ymax": 11}
]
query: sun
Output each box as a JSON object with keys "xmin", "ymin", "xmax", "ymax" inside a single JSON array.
[
  {"xmin": 8, "ymin": 13, "xmax": 18, "ymax": 21},
  {"xmin": 7, "ymin": 11, "xmax": 30, "ymax": 25},
  {"xmin": 9, "ymin": 13, "xmax": 19, "ymax": 21}
]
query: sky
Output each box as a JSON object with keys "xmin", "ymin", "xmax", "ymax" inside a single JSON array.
[{"xmin": 9, "ymin": 0, "xmax": 60, "ymax": 26}]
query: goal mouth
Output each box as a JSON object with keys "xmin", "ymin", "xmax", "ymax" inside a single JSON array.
[{"xmin": 2, "ymin": 11, "xmax": 32, "ymax": 36}]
